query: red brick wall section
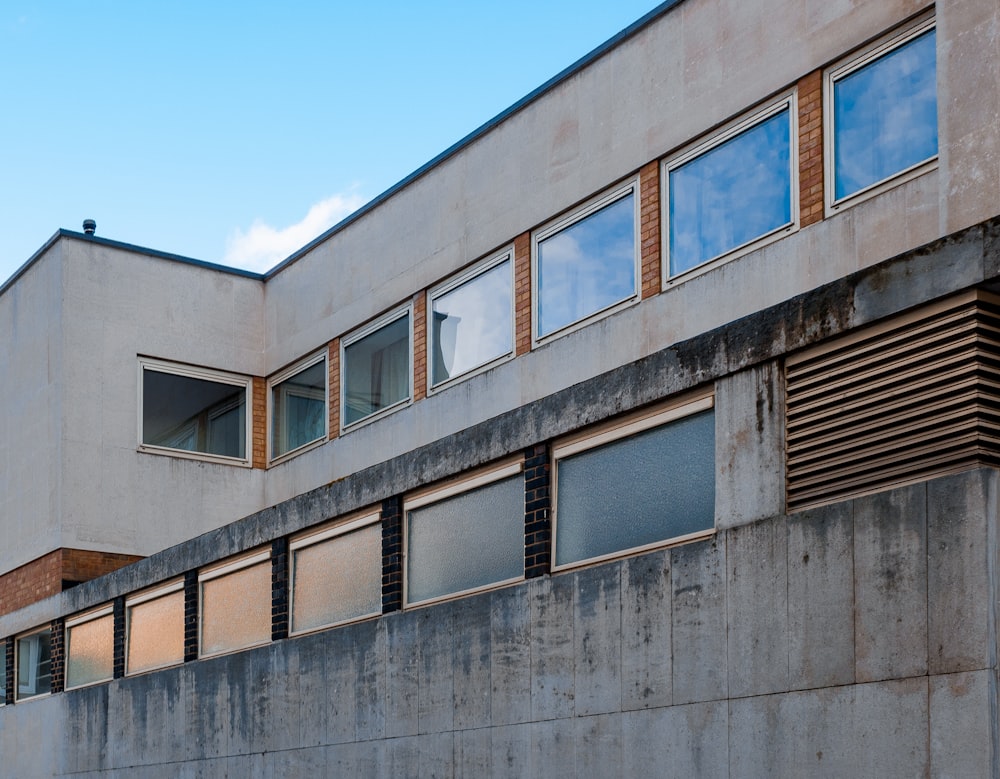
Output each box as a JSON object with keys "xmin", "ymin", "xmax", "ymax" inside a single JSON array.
[
  {"xmin": 328, "ymin": 339, "xmax": 340, "ymax": 438},
  {"xmin": 413, "ymin": 292, "xmax": 428, "ymax": 402},
  {"xmin": 513, "ymin": 232, "xmax": 532, "ymax": 355},
  {"xmin": 61, "ymin": 549, "xmax": 144, "ymax": 585},
  {"xmin": 798, "ymin": 69, "xmax": 824, "ymax": 228},
  {"xmin": 252, "ymin": 376, "xmax": 267, "ymax": 468},
  {"xmin": 639, "ymin": 160, "xmax": 662, "ymax": 299}
]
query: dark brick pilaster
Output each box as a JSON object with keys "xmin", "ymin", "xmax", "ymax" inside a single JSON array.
[
  {"xmin": 113, "ymin": 597, "xmax": 126, "ymax": 679},
  {"xmin": 381, "ymin": 496, "xmax": 403, "ymax": 613},
  {"xmin": 183, "ymin": 570, "xmax": 199, "ymax": 662},
  {"xmin": 4, "ymin": 637, "xmax": 13, "ymax": 704},
  {"xmin": 524, "ymin": 443, "xmax": 552, "ymax": 578},
  {"xmin": 49, "ymin": 619, "xmax": 65, "ymax": 694},
  {"xmin": 271, "ymin": 537, "xmax": 290, "ymax": 641}
]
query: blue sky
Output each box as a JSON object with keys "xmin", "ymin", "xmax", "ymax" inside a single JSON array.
[{"xmin": 0, "ymin": 1, "xmax": 661, "ymax": 284}]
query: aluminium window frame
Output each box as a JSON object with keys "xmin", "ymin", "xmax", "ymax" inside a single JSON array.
[
  {"xmin": 662, "ymin": 91, "xmax": 799, "ymax": 288},
  {"xmin": 198, "ymin": 548, "xmax": 272, "ymax": 660},
  {"xmin": 531, "ymin": 177, "xmax": 641, "ymax": 346},
  {"xmin": 124, "ymin": 579, "xmax": 185, "ymax": 676},
  {"xmin": 550, "ymin": 390, "xmax": 716, "ymax": 573},
  {"xmin": 63, "ymin": 604, "xmax": 114, "ymax": 691},
  {"xmin": 340, "ymin": 303, "xmax": 414, "ymax": 433},
  {"xmin": 403, "ymin": 457, "xmax": 525, "ymax": 609},
  {"xmin": 288, "ymin": 509, "xmax": 382, "ymax": 637},
  {"xmin": 427, "ymin": 247, "xmax": 515, "ymax": 394},
  {"xmin": 14, "ymin": 626, "xmax": 52, "ymax": 702},
  {"xmin": 137, "ymin": 357, "xmax": 254, "ymax": 467},
  {"xmin": 267, "ymin": 349, "xmax": 329, "ymax": 465},
  {"xmin": 823, "ymin": 11, "xmax": 938, "ymax": 216}
]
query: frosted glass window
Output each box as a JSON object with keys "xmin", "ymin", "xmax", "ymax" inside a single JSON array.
[
  {"xmin": 669, "ymin": 104, "xmax": 793, "ymax": 276},
  {"xmin": 555, "ymin": 409, "xmax": 715, "ymax": 567},
  {"xmin": 832, "ymin": 25, "xmax": 937, "ymax": 202},
  {"xmin": 66, "ymin": 613, "xmax": 114, "ymax": 689},
  {"xmin": 200, "ymin": 558, "xmax": 271, "ymax": 657},
  {"xmin": 271, "ymin": 357, "xmax": 327, "ymax": 459},
  {"xmin": 431, "ymin": 256, "xmax": 513, "ymax": 386},
  {"xmin": 406, "ymin": 473, "xmax": 523, "ymax": 605},
  {"xmin": 16, "ymin": 629, "xmax": 51, "ymax": 700},
  {"xmin": 536, "ymin": 187, "xmax": 637, "ymax": 338},
  {"xmin": 126, "ymin": 588, "xmax": 185, "ymax": 675},
  {"xmin": 291, "ymin": 521, "xmax": 381, "ymax": 634},
  {"xmin": 343, "ymin": 312, "xmax": 410, "ymax": 426}
]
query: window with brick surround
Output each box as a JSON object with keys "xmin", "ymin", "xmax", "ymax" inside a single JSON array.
[
  {"xmin": 125, "ymin": 580, "xmax": 185, "ymax": 675},
  {"xmin": 16, "ymin": 628, "xmax": 51, "ymax": 700},
  {"xmin": 341, "ymin": 306, "xmax": 412, "ymax": 429},
  {"xmin": 429, "ymin": 249, "xmax": 513, "ymax": 390},
  {"xmin": 552, "ymin": 393, "xmax": 715, "ymax": 570},
  {"xmin": 64, "ymin": 606, "xmax": 114, "ymax": 690},
  {"xmin": 826, "ymin": 14, "xmax": 937, "ymax": 211},
  {"xmin": 199, "ymin": 550, "xmax": 271, "ymax": 658},
  {"xmin": 664, "ymin": 94, "xmax": 797, "ymax": 281},
  {"xmin": 268, "ymin": 350, "xmax": 327, "ymax": 463},
  {"xmin": 404, "ymin": 459, "xmax": 524, "ymax": 606},
  {"xmin": 139, "ymin": 358, "xmax": 252, "ymax": 466},
  {"xmin": 289, "ymin": 511, "xmax": 382, "ymax": 635},
  {"xmin": 533, "ymin": 180, "xmax": 639, "ymax": 342}
]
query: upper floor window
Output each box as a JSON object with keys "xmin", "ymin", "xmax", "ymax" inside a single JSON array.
[
  {"xmin": 139, "ymin": 358, "xmax": 251, "ymax": 466},
  {"xmin": 342, "ymin": 306, "xmax": 412, "ymax": 429},
  {"xmin": 65, "ymin": 606, "xmax": 114, "ymax": 690},
  {"xmin": 665, "ymin": 95, "xmax": 796, "ymax": 280},
  {"xmin": 269, "ymin": 351, "xmax": 328, "ymax": 463},
  {"xmin": 827, "ymin": 15, "xmax": 937, "ymax": 210},
  {"xmin": 534, "ymin": 180, "xmax": 638, "ymax": 342},
  {"xmin": 429, "ymin": 250, "xmax": 513, "ymax": 390}
]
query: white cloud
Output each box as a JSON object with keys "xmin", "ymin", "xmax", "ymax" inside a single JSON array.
[{"xmin": 223, "ymin": 191, "xmax": 366, "ymax": 272}]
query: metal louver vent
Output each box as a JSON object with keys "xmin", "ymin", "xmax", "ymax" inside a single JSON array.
[{"xmin": 785, "ymin": 289, "xmax": 1000, "ymax": 512}]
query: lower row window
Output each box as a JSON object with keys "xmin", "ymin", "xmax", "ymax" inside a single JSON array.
[
  {"xmin": 65, "ymin": 607, "xmax": 114, "ymax": 690},
  {"xmin": 199, "ymin": 551, "xmax": 272, "ymax": 658},
  {"xmin": 16, "ymin": 628, "xmax": 51, "ymax": 700}
]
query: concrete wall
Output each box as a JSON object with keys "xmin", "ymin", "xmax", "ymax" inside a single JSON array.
[{"xmin": 3, "ymin": 469, "xmax": 993, "ymax": 777}]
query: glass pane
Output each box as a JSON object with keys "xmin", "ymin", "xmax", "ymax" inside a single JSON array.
[
  {"xmin": 127, "ymin": 590, "xmax": 185, "ymax": 674},
  {"xmin": 16, "ymin": 630, "xmax": 51, "ymax": 699},
  {"xmin": 292, "ymin": 523, "xmax": 381, "ymax": 633},
  {"xmin": 272, "ymin": 359, "xmax": 327, "ymax": 458},
  {"xmin": 407, "ymin": 474, "xmax": 523, "ymax": 604},
  {"xmin": 143, "ymin": 369, "xmax": 247, "ymax": 458},
  {"xmin": 555, "ymin": 410, "xmax": 715, "ymax": 567},
  {"xmin": 66, "ymin": 614, "xmax": 114, "ymax": 688},
  {"xmin": 200, "ymin": 561, "xmax": 271, "ymax": 657},
  {"xmin": 670, "ymin": 109, "xmax": 791, "ymax": 275},
  {"xmin": 343, "ymin": 314, "xmax": 410, "ymax": 425},
  {"xmin": 431, "ymin": 259, "xmax": 512, "ymax": 385},
  {"xmin": 834, "ymin": 28, "xmax": 937, "ymax": 200},
  {"xmin": 537, "ymin": 192, "xmax": 636, "ymax": 337}
]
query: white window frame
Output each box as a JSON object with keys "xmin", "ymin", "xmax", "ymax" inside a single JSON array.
[
  {"xmin": 532, "ymin": 178, "xmax": 641, "ymax": 346},
  {"xmin": 198, "ymin": 549, "xmax": 272, "ymax": 659},
  {"xmin": 288, "ymin": 509, "xmax": 382, "ymax": 637},
  {"xmin": 427, "ymin": 248, "xmax": 515, "ymax": 394},
  {"xmin": 124, "ymin": 579, "xmax": 185, "ymax": 676},
  {"xmin": 551, "ymin": 391, "xmax": 716, "ymax": 573},
  {"xmin": 64, "ymin": 605, "xmax": 114, "ymax": 691},
  {"xmin": 138, "ymin": 357, "xmax": 253, "ymax": 467},
  {"xmin": 15, "ymin": 626, "xmax": 52, "ymax": 702},
  {"xmin": 267, "ymin": 349, "xmax": 329, "ymax": 465},
  {"xmin": 662, "ymin": 92, "xmax": 799, "ymax": 288},
  {"xmin": 340, "ymin": 303, "xmax": 413, "ymax": 432},
  {"xmin": 403, "ymin": 457, "xmax": 525, "ymax": 608},
  {"xmin": 824, "ymin": 12, "xmax": 937, "ymax": 216}
]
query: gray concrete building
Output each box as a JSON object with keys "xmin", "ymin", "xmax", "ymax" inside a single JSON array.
[{"xmin": 1, "ymin": 0, "xmax": 999, "ymax": 775}]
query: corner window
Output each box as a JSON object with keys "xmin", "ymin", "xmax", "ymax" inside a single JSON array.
[
  {"xmin": 430, "ymin": 250, "xmax": 513, "ymax": 389},
  {"xmin": 199, "ymin": 550, "xmax": 271, "ymax": 658},
  {"xmin": 16, "ymin": 628, "xmax": 51, "ymax": 700},
  {"xmin": 405, "ymin": 460, "xmax": 524, "ymax": 606},
  {"xmin": 665, "ymin": 96, "xmax": 796, "ymax": 279},
  {"xmin": 534, "ymin": 181, "xmax": 638, "ymax": 341},
  {"xmin": 269, "ymin": 351, "xmax": 328, "ymax": 462},
  {"xmin": 341, "ymin": 307, "xmax": 411, "ymax": 428},
  {"xmin": 65, "ymin": 606, "xmax": 114, "ymax": 690},
  {"xmin": 125, "ymin": 581, "xmax": 185, "ymax": 675},
  {"xmin": 827, "ymin": 15, "xmax": 937, "ymax": 210},
  {"xmin": 139, "ymin": 358, "xmax": 251, "ymax": 465},
  {"xmin": 553, "ymin": 395, "xmax": 715, "ymax": 570},
  {"xmin": 290, "ymin": 512, "xmax": 382, "ymax": 635}
]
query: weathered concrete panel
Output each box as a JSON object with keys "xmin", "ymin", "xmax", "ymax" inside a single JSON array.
[
  {"xmin": 929, "ymin": 670, "xmax": 995, "ymax": 779},
  {"xmin": 530, "ymin": 574, "xmax": 576, "ymax": 720},
  {"xmin": 454, "ymin": 727, "xmax": 493, "ymax": 778},
  {"xmin": 418, "ymin": 602, "xmax": 456, "ymax": 735},
  {"xmin": 573, "ymin": 713, "xmax": 623, "ymax": 778},
  {"xmin": 573, "ymin": 563, "xmax": 622, "ymax": 716},
  {"xmin": 490, "ymin": 723, "xmax": 531, "ymax": 778},
  {"xmin": 621, "ymin": 550, "xmax": 672, "ymax": 711},
  {"xmin": 622, "ymin": 701, "xmax": 728, "ymax": 778},
  {"xmin": 452, "ymin": 595, "xmax": 493, "ymax": 731},
  {"xmin": 385, "ymin": 613, "xmax": 420, "ymax": 738},
  {"xmin": 490, "ymin": 585, "xmax": 532, "ymax": 726},
  {"xmin": 530, "ymin": 717, "xmax": 578, "ymax": 779}
]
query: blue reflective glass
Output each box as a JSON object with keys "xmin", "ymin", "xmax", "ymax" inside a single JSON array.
[
  {"xmin": 537, "ymin": 192, "xmax": 636, "ymax": 337},
  {"xmin": 834, "ymin": 28, "xmax": 937, "ymax": 201},
  {"xmin": 669, "ymin": 108, "xmax": 791, "ymax": 276}
]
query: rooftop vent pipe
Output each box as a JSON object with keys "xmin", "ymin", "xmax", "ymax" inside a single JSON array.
[{"xmin": 82, "ymin": 219, "xmax": 96, "ymax": 235}]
